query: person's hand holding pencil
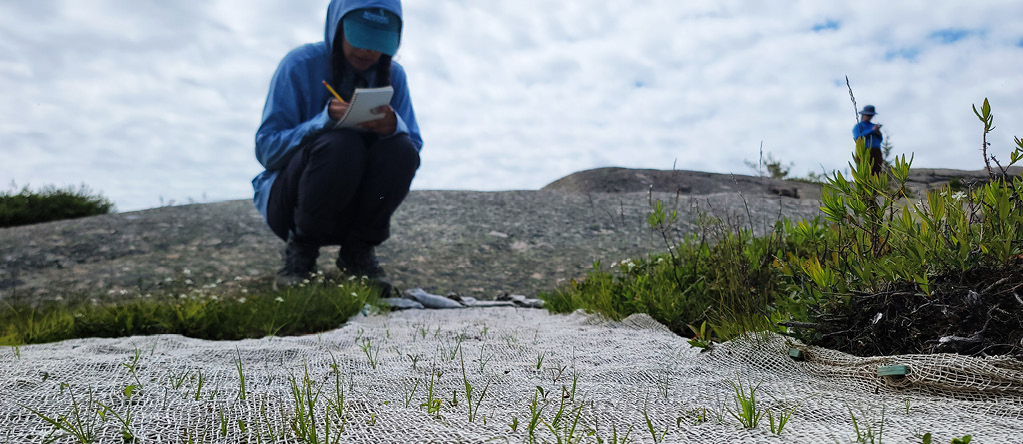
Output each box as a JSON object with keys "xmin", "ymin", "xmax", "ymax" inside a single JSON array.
[{"xmin": 322, "ymin": 80, "xmax": 349, "ymax": 121}]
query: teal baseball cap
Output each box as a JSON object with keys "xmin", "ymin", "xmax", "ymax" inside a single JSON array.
[{"xmin": 343, "ymin": 8, "xmax": 402, "ymax": 56}]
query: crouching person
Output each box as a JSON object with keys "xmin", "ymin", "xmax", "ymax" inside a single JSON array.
[{"xmin": 252, "ymin": 0, "xmax": 422, "ymax": 289}]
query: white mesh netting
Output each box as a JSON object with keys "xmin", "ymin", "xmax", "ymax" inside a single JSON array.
[{"xmin": 2, "ymin": 307, "xmax": 1022, "ymax": 443}]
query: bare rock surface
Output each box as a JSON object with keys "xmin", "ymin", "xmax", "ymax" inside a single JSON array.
[
  {"xmin": 542, "ymin": 167, "xmax": 824, "ymax": 199},
  {"xmin": 0, "ymin": 188, "xmax": 817, "ymax": 304},
  {"xmin": 542, "ymin": 166, "xmax": 1023, "ymax": 199}
]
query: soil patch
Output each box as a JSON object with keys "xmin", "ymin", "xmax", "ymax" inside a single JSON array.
[{"xmin": 802, "ymin": 265, "xmax": 1023, "ymax": 358}]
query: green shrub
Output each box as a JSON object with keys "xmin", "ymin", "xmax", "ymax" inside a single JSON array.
[
  {"xmin": 543, "ymin": 220, "xmax": 786, "ymax": 340},
  {"xmin": 783, "ymin": 100, "xmax": 1022, "ymax": 304},
  {"xmin": 744, "ymin": 150, "xmax": 792, "ymax": 179},
  {"xmin": 0, "ymin": 184, "xmax": 114, "ymax": 228},
  {"xmin": 543, "ymin": 98, "xmax": 1023, "ymax": 350}
]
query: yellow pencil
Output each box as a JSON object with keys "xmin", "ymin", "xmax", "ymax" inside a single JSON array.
[{"xmin": 322, "ymin": 80, "xmax": 345, "ymax": 103}]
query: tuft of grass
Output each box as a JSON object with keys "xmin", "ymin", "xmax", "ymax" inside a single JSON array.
[
  {"xmin": 326, "ymin": 353, "xmax": 349, "ymax": 434},
  {"xmin": 525, "ymin": 388, "xmax": 546, "ymax": 444},
  {"xmin": 420, "ymin": 365, "xmax": 443, "ymax": 416},
  {"xmin": 401, "ymin": 377, "xmax": 421, "ymax": 409},
  {"xmin": 0, "ymin": 183, "xmax": 113, "ymax": 227},
  {"xmin": 0, "ymin": 275, "xmax": 380, "ymax": 346},
  {"xmin": 642, "ymin": 401, "xmax": 669, "ymax": 443},
  {"xmin": 235, "ymin": 348, "xmax": 247, "ymax": 400},
  {"xmin": 95, "ymin": 384, "xmax": 138, "ymax": 442},
  {"xmin": 22, "ymin": 385, "xmax": 99, "ymax": 444},
  {"xmin": 459, "ymin": 349, "xmax": 492, "ymax": 423},
  {"xmin": 193, "ymin": 369, "xmax": 206, "ymax": 401},
  {"xmin": 288, "ymin": 362, "xmax": 342, "ymax": 444},
  {"xmin": 588, "ymin": 419, "xmax": 633, "ymax": 444},
  {"xmin": 359, "ymin": 338, "xmax": 380, "ymax": 369},
  {"xmin": 849, "ymin": 404, "xmax": 885, "ymax": 444},
  {"xmin": 727, "ymin": 379, "xmax": 764, "ymax": 429},
  {"xmin": 767, "ymin": 404, "xmax": 796, "ymax": 435},
  {"xmin": 542, "ymin": 402, "xmax": 584, "ymax": 444}
]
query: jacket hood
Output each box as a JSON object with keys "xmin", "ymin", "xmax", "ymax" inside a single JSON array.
[{"xmin": 325, "ymin": 0, "xmax": 403, "ymax": 53}]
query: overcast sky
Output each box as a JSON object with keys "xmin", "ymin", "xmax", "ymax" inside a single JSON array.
[{"xmin": 1, "ymin": 1, "xmax": 1021, "ymax": 211}]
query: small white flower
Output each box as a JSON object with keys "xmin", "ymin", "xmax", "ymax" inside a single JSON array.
[
  {"xmin": 118, "ymin": 289, "xmax": 129, "ymax": 295},
  {"xmin": 179, "ymin": 294, "xmax": 188, "ymax": 299},
  {"xmin": 350, "ymin": 292, "xmax": 358, "ymax": 297},
  {"xmin": 302, "ymin": 279, "xmax": 310, "ymax": 284},
  {"xmin": 241, "ymin": 289, "xmax": 249, "ymax": 294},
  {"xmin": 237, "ymin": 298, "xmax": 246, "ymax": 304},
  {"xmin": 164, "ymin": 277, "xmax": 173, "ymax": 282},
  {"xmin": 210, "ymin": 296, "xmax": 219, "ymax": 301},
  {"xmin": 182, "ymin": 268, "xmax": 191, "ymax": 275},
  {"xmin": 185, "ymin": 279, "xmax": 193, "ymax": 285},
  {"xmin": 348, "ymin": 276, "xmax": 357, "ymax": 281},
  {"xmin": 274, "ymin": 297, "xmax": 284, "ymax": 303}
]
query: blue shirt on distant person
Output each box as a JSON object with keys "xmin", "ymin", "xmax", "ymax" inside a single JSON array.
[{"xmin": 852, "ymin": 109, "xmax": 882, "ymax": 149}]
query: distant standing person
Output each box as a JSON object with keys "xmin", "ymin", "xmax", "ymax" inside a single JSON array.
[
  {"xmin": 852, "ymin": 105, "xmax": 884, "ymax": 175},
  {"xmin": 252, "ymin": 0, "xmax": 423, "ymax": 289}
]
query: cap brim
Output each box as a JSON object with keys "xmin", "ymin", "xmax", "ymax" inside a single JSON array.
[{"xmin": 344, "ymin": 21, "xmax": 400, "ymax": 56}]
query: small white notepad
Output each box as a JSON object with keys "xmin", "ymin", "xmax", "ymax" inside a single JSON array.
[{"xmin": 334, "ymin": 86, "xmax": 394, "ymax": 129}]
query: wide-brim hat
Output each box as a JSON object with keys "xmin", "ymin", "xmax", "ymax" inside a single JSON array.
[
  {"xmin": 859, "ymin": 105, "xmax": 877, "ymax": 116},
  {"xmin": 343, "ymin": 8, "xmax": 401, "ymax": 56}
]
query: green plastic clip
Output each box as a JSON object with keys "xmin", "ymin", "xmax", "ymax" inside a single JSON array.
[
  {"xmin": 877, "ymin": 365, "xmax": 910, "ymax": 377},
  {"xmin": 788, "ymin": 348, "xmax": 804, "ymax": 360}
]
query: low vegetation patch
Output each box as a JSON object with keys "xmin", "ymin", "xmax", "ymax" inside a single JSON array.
[
  {"xmin": 0, "ymin": 184, "xmax": 113, "ymax": 227},
  {"xmin": 0, "ymin": 273, "xmax": 380, "ymax": 346},
  {"xmin": 543, "ymin": 98, "xmax": 1023, "ymax": 357}
]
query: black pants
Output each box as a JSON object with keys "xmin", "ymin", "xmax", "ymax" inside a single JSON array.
[
  {"xmin": 869, "ymin": 147, "xmax": 884, "ymax": 175},
  {"xmin": 266, "ymin": 130, "xmax": 420, "ymax": 247}
]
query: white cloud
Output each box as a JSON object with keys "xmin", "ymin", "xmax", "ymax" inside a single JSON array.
[{"xmin": 1, "ymin": 0, "xmax": 1021, "ymax": 211}]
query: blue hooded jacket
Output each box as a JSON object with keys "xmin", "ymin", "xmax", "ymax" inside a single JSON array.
[{"xmin": 252, "ymin": 0, "xmax": 422, "ymax": 221}]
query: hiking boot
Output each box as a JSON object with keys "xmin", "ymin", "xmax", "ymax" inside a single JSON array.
[
  {"xmin": 337, "ymin": 244, "xmax": 384, "ymax": 279},
  {"xmin": 273, "ymin": 230, "xmax": 320, "ymax": 290}
]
